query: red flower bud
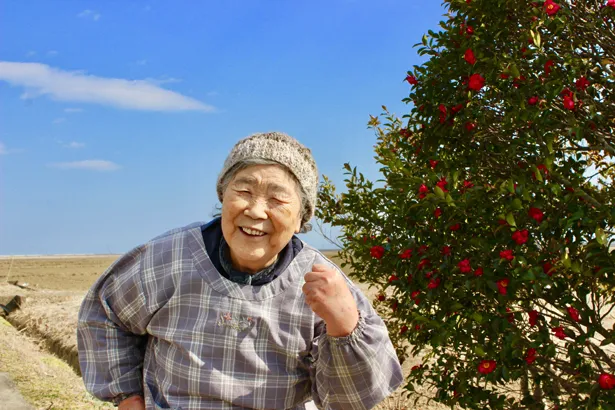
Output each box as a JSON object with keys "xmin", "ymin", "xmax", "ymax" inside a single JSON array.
[
  {"xmin": 464, "ymin": 49, "xmax": 477, "ymax": 65},
  {"xmin": 399, "ymin": 249, "xmax": 413, "ymax": 259},
  {"xmin": 512, "ymin": 229, "xmax": 529, "ymax": 245},
  {"xmin": 441, "ymin": 245, "xmax": 451, "ymax": 256},
  {"xmin": 450, "ymin": 223, "xmax": 461, "ymax": 231},
  {"xmin": 468, "ymin": 73, "xmax": 485, "ymax": 91},
  {"xmin": 500, "ymin": 250, "xmax": 514, "ymax": 261},
  {"xmin": 528, "ymin": 207, "xmax": 544, "ymax": 223},
  {"xmin": 434, "ymin": 208, "xmax": 442, "ymax": 218},
  {"xmin": 529, "ymin": 310, "xmax": 539, "ymax": 326},
  {"xmin": 575, "ymin": 76, "xmax": 590, "ymax": 91},
  {"xmin": 400, "ymin": 325, "xmax": 408, "ymax": 334},
  {"xmin": 563, "ymin": 95, "xmax": 575, "ymax": 110},
  {"xmin": 377, "ymin": 294, "xmax": 386, "ymax": 301},
  {"xmin": 370, "ymin": 245, "xmax": 385, "ymax": 259},
  {"xmin": 567, "ymin": 306, "xmax": 580, "ymax": 322},
  {"xmin": 411, "ymin": 291, "xmax": 421, "ymax": 299},
  {"xmin": 406, "ymin": 75, "xmax": 418, "ymax": 85},
  {"xmin": 429, "ymin": 159, "xmax": 439, "ymax": 169},
  {"xmin": 388, "ymin": 274, "xmax": 399, "ymax": 283},
  {"xmin": 544, "ymin": 60, "xmax": 555, "ymax": 76},
  {"xmin": 599, "ymin": 373, "xmax": 615, "ymax": 390},
  {"xmin": 552, "ymin": 326, "xmax": 567, "ymax": 340},
  {"xmin": 525, "ymin": 348, "xmax": 537, "ymax": 364},
  {"xmin": 428, "ymin": 277, "xmax": 441, "ymax": 289},
  {"xmin": 465, "ymin": 122, "xmax": 477, "ymax": 131},
  {"xmin": 543, "ymin": 261, "xmax": 554, "ymax": 276},
  {"xmin": 528, "ymin": 96, "xmax": 539, "ymax": 106},
  {"xmin": 458, "ymin": 259, "xmax": 472, "ymax": 273},
  {"xmin": 474, "ymin": 267, "xmax": 484, "ymax": 277}
]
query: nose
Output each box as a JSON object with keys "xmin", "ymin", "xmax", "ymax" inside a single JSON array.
[{"xmin": 244, "ymin": 198, "xmax": 268, "ymax": 220}]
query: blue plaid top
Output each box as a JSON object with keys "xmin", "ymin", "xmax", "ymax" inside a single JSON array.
[{"xmin": 77, "ymin": 221, "xmax": 403, "ymax": 409}]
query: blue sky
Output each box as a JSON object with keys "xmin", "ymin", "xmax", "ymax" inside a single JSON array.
[{"xmin": 0, "ymin": 0, "xmax": 445, "ymax": 255}]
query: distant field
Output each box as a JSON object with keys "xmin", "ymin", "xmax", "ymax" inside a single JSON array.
[{"xmin": 0, "ymin": 251, "xmax": 349, "ymax": 292}]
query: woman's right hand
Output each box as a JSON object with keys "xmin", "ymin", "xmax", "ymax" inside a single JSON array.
[{"xmin": 118, "ymin": 395, "xmax": 146, "ymax": 410}]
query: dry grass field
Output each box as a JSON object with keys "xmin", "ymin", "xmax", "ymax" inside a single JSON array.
[{"xmin": 0, "ymin": 253, "xmax": 446, "ymax": 410}]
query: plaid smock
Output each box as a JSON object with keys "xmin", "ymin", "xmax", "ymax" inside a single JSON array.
[{"xmin": 77, "ymin": 222, "xmax": 403, "ymax": 409}]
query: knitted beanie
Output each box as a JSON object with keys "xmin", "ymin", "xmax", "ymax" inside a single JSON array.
[{"xmin": 216, "ymin": 132, "xmax": 318, "ymax": 230}]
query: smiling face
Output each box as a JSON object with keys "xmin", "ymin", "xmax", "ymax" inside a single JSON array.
[{"xmin": 220, "ymin": 164, "xmax": 303, "ymax": 273}]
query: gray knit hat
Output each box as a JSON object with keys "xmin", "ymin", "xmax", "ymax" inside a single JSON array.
[{"xmin": 216, "ymin": 132, "xmax": 318, "ymax": 230}]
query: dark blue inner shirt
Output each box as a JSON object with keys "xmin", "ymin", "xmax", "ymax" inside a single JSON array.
[{"xmin": 201, "ymin": 218, "xmax": 303, "ymax": 286}]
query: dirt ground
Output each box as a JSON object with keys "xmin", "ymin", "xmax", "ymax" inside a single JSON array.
[{"xmin": 0, "ymin": 254, "xmax": 446, "ymax": 410}]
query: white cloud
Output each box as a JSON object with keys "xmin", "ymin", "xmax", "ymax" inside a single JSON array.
[
  {"xmin": 0, "ymin": 142, "xmax": 22, "ymax": 155},
  {"xmin": 64, "ymin": 107, "xmax": 83, "ymax": 113},
  {"xmin": 52, "ymin": 117, "xmax": 66, "ymax": 124},
  {"xmin": 26, "ymin": 51, "xmax": 36, "ymax": 57},
  {"xmin": 78, "ymin": 10, "xmax": 101, "ymax": 21},
  {"xmin": 50, "ymin": 160, "xmax": 120, "ymax": 171},
  {"xmin": 65, "ymin": 141, "xmax": 85, "ymax": 149},
  {"xmin": 144, "ymin": 76, "xmax": 182, "ymax": 86},
  {"xmin": 0, "ymin": 62, "xmax": 214, "ymax": 112},
  {"xmin": 47, "ymin": 50, "xmax": 58, "ymax": 57},
  {"xmin": 135, "ymin": 59, "xmax": 147, "ymax": 66},
  {"xmin": 207, "ymin": 91, "xmax": 219, "ymax": 97},
  {"xmin": 0, "ymin": 142, "xmax": 6, "ymax": 155}
]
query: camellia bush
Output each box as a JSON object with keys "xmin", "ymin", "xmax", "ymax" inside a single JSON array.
[{"xmin": 318, "ymin": 1, "xmax": 615, "ymax": 408}]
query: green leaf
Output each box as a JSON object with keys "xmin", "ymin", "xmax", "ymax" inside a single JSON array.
[
  {"xmin": 472, "ymin": 312, "xmax": 483, "ymax": 323},
  {"xmin": 506, "ymin": 212, "xmax": 517, "ymax": 227},
  {"xmin": 596, "ymin": 227, "xmax": 607, "ymax": 246},
  {"xmin": 434, "ymin": 186, "xmax": 445, "ymax": 198},
  {"xmin": 474, "ymin": 345, "xmax": 486, "ymax": 357}
]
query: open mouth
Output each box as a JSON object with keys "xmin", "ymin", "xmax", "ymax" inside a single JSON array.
[{"xmin": 240, "ymin": 227, "xmax": 267, "ymax": 237}]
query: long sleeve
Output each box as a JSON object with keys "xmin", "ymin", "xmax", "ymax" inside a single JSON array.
[
  {"xmin": 309, "ymin": 279, "xmax": 403, "ymax": 410},
  {"xmin": 77, "ymin": 245, "xmax": 152, "ymax": 404}
]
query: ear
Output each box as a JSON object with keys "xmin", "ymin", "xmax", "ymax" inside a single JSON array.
[{"xmin": 294, "ymin": 215, "xmax": 302, "ymax": 234}]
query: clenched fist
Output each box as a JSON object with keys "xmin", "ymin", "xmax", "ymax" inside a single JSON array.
[{"xmin": 302, "ymin": 264, "xmax": 359, "ymax": 337}]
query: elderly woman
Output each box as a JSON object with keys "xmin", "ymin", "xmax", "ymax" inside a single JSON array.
[{"xmin": 77, "ymin": 132, "xmax": 402, "ymax": 410}]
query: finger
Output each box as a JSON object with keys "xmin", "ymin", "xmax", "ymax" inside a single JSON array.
[
  {"xmin": 304, "ymin": 271, "xmax": 325, "ymax": 282},
  {"xmin": 312, "ymin": 263, "xmax": 330, "ymax": 272}
]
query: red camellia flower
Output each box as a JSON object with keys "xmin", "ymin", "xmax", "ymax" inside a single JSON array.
[
  {"xmin": 478, "ymin": 360, "xmax": 497, "ymax": 374},
  {"xmin": 388, "ymin": 274, "xmax": 399, "ymax": 283},
  {"xmin": 608, "ymin": 0, "xmax": 615, "ymax": 8},
  {"xmin": 544, "ymin": 59, "xmax": 555, "ymax": 75},
  {"xmin": 474, "ymin": 267, "xmax": 484, "ymax": 277},
  {"xmin": 436, "ymin": 177, "xmax": 448, "ymax": 192},
  {"xmin": 406, "ymin": 75, "xmax": 418, "ymax": 85},
  {"xmin": 462, "ymin": 180, "xmax": 474, "ymax": 191},
  {"xmin": 450, "ymin": 223, "xmax": 461, "ymax": 231},
  {"xmin": 434, "ymin": 208, "xmax": 442, "ymax": 218},
  {"xmin": 528, "ymin": 207, "xmax": 544, "ymax": 223},
  {"xmin": 500, "ymin": 250, "xmax": 514, "ymax": 261},
  {"xmin": 458, "ymin": 259, "xmax": 472, "ymax": 273},
  {"xmin": 465, "ymin": 122, "xmax": 477, "ymax": 131},
  {"xmin": 400, "ymin": 325, "xmax": 408, "ymax": 334},
  {"xmin": 377, "ymin": 294, "xmax": 386, "ymax": 301},
  {"xmin": 575, "ymin": 76, "xmax": 590, "ymax": 91},
  {"xmin": 464, "ymin": 49, "xmax": 477, "ymax": 65},
  {"xmin": 543, "ymin": 261, "xmax": 555, "ymax": 276},
  {"xmin": 429, "ymin": 159, "xmax": 439, "ymax": 169},
  {"xmin": 525, "ymin": 348, "xmax": 537, "ymax": 364},
  {"xmin": 399, "ymin": 249, "xmax": 413, "ymax": 259},
  {"xmin": 419, "ymin": 183, "xmax": 429, "ymax": 199},
  {"xmin": 411, "ymin": 291, "xmax": 421, "ymax": 300},
  {"xmin": 528, "ymin": 96, "xmax": 539, "ymax": 106},
  {"xmin": 567, "ymin": 306, "xmax": 580, "ymax": 322},
  {"xmin": 563, "ymin": 94, "xmax": 575, "ymax": 110},
  {"xmin": 529, "ymin": 310, "xmax": 539, "ymax": 326},
  {"xmin": 497, "ymin": 278, "xmax": 510, "ymax": 295},
  {"xmin": 512, "ymin": 229, "xmax": 529, "ymax": 245},
  {"xmin": 599, "ymin": 373, "xmax": 615, "ymax": 390},
  {"xmin": 544, "ymin": 0, "xmax": 561, "ymax": 15},
  {"xmin": 468, "ymin": 73, "xmax": 485, "ymax": 91},
  {"xmin": 441, "ymin": 245, "xmax": 452, "ymax": 256},
  {"xmin": 370, "ymin": 245, "xmax": 385, "ymax": 259},
  {"xmin": 428, "ymin": 277, "xmax": 441, "ymax": 289},
  {"xmin": 466, "ymin": 25, "xmax": 474, "ymax": 35},
  {"xmin": 451, "ymin": 103, "xmax": 464, "ymax": 114},
  {"xmin": 500, "ymin": 73, "xmax": 510, "ymax": 79},
  {"xmin": 418, "ymin": 258, "xmax": 431, "ymax": 270},
  {"xmin": 552, "ymin": 327, "xmax": 567, "ymax": 340}
]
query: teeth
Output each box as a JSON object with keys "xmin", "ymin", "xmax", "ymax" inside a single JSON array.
[{"xmin": 242, "ymin": 227, "xmax": 265, "ymax": 236}]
